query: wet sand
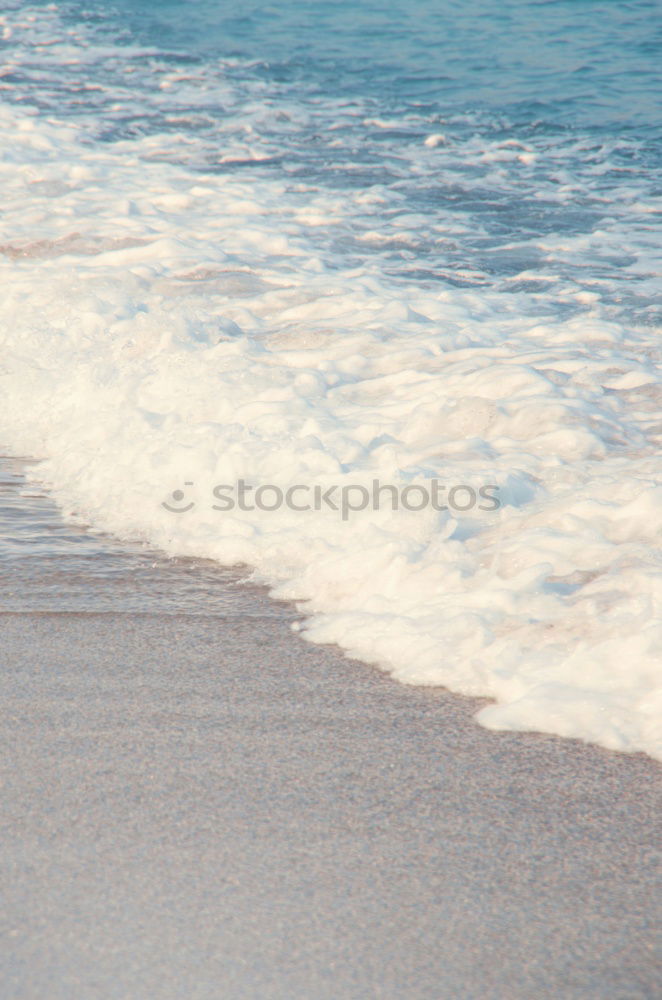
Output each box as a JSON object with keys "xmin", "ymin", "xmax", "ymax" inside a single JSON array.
[{"xmin": 1, "ymin": 457, "xmax": 660, "ymax": 999}]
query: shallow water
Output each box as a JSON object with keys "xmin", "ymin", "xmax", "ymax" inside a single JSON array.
[{"xmin": 0, "ymin": 455, "xmax": 272, "ymax": 616}]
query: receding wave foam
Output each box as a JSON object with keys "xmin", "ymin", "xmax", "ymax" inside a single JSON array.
[{"xmin": 1, "ymin": 3, "xmax": 661, "ymax": 759}]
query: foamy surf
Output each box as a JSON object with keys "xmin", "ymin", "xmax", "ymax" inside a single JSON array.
[{"xmin": 1, "ymin": 1, "xmax": 660, "ymax": 759}]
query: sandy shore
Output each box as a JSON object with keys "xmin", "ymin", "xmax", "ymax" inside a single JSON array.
[{"xmin": 1, "ymin": 459, "xmax": 660, "ymax": 998}]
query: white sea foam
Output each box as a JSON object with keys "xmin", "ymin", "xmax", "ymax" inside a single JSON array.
[{"xmin": 1, "ymin": 6, "xmax": 661, "ymax": 759}]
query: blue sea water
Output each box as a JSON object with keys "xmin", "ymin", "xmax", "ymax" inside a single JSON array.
[
  {"xmin": 4, "ymin": 0, "xmax": 660, "ymax": 323},
  {"xmin": 60, "ymin": 0, "xmax": 662, "ymax": 127}
]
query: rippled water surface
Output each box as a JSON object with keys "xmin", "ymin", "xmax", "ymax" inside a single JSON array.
[{"xmin": 0, "ymin": 457, "xmax": 272, "ymax": 615}]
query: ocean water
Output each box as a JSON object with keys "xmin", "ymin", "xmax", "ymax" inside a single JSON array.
[
  {"xmin": 0, "ymin": 455, "xmax": 270, "ymax": 615},
  {"xmin": 1, "ymin": 0, "xmax": 660, "ymax": 758}
]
